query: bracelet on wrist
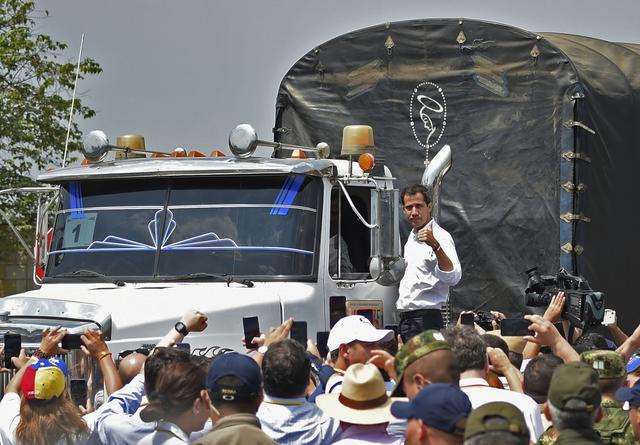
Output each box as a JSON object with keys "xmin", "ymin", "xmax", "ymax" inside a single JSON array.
[
  {"xmin": 98, "ymin": 351, "xmax": 113, "ymax": 362},
  {"xmin": 32, "ymin": 348, "xmax": 53, "ymax": 359}
]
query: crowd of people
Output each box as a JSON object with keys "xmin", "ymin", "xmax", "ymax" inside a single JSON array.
[
  {"xmin": 0, "ymin": 185, "xmax": 637, "ymax": 445},
  {"xmin": 0, "ymin": 306, "xmax": 639, "ymax": 445}
]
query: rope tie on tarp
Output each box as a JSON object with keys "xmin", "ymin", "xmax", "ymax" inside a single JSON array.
[{"xmin": 563, "ymin": 120, "xmax": 596, "ymax": 135}]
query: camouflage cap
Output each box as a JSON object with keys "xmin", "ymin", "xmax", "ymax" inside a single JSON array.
[
  {"xmin": 390, "ymin": 330, "xmax": 449, "ymax": 397},
  {"xmin": 548, "ymin": 362, "xmax": 601, "ymax": 412},
  {"xmin": 580, "ymin": 350, "xmax": 626, "ymax": 379},
  {"xmin": 464, "ymin": 402, "xmax": 529, "ymax": 440}
]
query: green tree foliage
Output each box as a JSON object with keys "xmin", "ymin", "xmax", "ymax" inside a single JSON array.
[{"xmin": 0, "ymin": 0, "xmax": 101, "ymax": 246}]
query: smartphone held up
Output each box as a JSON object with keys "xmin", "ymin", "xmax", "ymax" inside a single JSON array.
[{"xmin": 3, "ymin": 333, "xmax": 21, "ymax": 369}]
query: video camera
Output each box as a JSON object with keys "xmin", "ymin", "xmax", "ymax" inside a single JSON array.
[{"xmin": 524, "ymin": 267, "xmax": 605, "ymax": 329}]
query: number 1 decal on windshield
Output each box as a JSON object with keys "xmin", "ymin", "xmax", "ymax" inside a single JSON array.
[{"xmin": 62, "ymin": 213, "xmax": 98, "ymax": 248}]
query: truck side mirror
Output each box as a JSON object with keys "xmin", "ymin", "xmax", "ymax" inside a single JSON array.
[
  {"xmin": 34, "ymin": 194, "xmax": 57, "ymax": 284},
  {"xmin": 370, "ymin": 188, "xmax": 406, "ymax": 286}
]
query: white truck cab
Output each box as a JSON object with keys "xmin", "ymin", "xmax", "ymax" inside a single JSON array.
[{"xmin": 0, "ymin": 124, "xmax": 450, "ymax": 396}]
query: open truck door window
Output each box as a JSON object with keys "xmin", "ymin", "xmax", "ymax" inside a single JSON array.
[{"xmin": 328, "ymin": 186, "xmax": 372, "ymax": 280}]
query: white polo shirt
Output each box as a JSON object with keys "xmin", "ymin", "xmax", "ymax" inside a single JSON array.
[
  {"xmin": 459, "ymin": 377, "xmax": 544, "ymax": 442},
  {"xmin": 397, "ymin": 220, "xmax": 462, "ymax": 311}
]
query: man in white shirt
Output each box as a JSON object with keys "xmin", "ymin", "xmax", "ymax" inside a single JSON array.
[
  {"xmin": 444, "ymin": 326, "xmax": 544, "ymax": 443},
  {"xmin": 397, "ymin": 184, "xmax": 462, "ymax": 341}
]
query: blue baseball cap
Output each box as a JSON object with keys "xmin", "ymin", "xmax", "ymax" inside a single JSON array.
[
  {"xmin": 207, "ymin": 352, "xmax": 262, "ymax": 401},
  {"xmin": 616, "ymin": 381, "xmax": 640, "ymax": 408},
  {"xmin": 390, "ymin": 383, "xmax": 471, "ymax": 435},
  {"xmin": 627, "ymin": 354, "xmax": 640, "ymax": 373}
]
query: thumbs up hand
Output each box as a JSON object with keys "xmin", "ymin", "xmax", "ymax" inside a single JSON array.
[{"xmin": 417, "ymin": 225, "xmax": 440, "ymax": 251}]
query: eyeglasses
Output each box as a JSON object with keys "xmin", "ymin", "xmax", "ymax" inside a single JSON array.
[{"xmin": 117, "ymin": 348, "xmax": 150, "ymax": 360}]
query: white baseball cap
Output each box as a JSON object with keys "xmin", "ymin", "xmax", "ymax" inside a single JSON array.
[{"xmin": 327, "ymin": 315, "xmax": 393, "ymax": 352}]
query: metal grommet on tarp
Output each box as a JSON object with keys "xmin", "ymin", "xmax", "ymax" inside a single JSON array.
[
  {"xmin": 561, "ymin": 243, "xmax": 584, "ymax": 255},
  {"xmin": 560, "ymin": 213, "xmax": 591, "ymax": 224}
]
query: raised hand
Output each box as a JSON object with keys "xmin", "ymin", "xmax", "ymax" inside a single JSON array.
[
  {"xmin": 80, "ymin": 329, "xmax": 110, "ymax": 359},
  {"xmin": 181, "ymin": 309, "xmax": 209, "ymax": 333},
  {"xmin": 417, "ymin": 225, "xmax": 440, "ymax": 251},
  {"xmin": 543, "ymin": 292, "xmax": 565, "ymax": 323},
  {"xmin": 40, "ymin": 326, "xmax": 67, "ymax": 356}
]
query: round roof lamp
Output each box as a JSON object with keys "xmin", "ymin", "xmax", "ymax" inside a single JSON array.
[{"xmin": 341, "ymin": 125, "xmax": 374, "ymax": 156}]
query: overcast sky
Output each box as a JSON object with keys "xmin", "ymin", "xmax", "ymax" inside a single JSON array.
[{"xmin": 35, "ymin": 0, "xmax": 640, "ymax": 159}]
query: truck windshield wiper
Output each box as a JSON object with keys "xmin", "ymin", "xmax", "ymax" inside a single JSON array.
[
  {"xmin": 168, "ymin": 273, "xmax": 254, "ymax": 288},
  {"xmin": 52, "ymin": 270, "xmax": 126, "ymax": 286}
]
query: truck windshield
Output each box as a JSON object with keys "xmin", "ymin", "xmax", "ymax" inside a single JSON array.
[{"xmin": 45, "ymin": 175, "xmax": 321, "ymax": 280}]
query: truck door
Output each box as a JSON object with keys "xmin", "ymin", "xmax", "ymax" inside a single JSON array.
[{"xmin": 324, "ymin": 185, "xmax": 399, "ymax": 330}]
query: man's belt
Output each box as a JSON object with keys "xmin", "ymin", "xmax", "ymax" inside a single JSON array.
[{"xmin": 399, "ymin": 308, "xmax": 442, "ymax": 320}]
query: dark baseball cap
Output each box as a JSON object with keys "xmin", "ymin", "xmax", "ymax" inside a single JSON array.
[
  {"xmin": 548, "ymin": 362, "xmax": 601, "ymax": 412},
  {"xmin": 616, "ymin": 381, "xmax": 640, "ymax": 408},
  {"xmin": 391, "ymin": 383, "xmax": 471, "ymax": 435},
  {"xmin": 391, "ymin": 330, "xmax": 450, "ymax": 397},
  {"xmin": 207, "ymin": 352, "xmax": 262, "ymax": 402},
  {"xmin": 464, "ymin": 402, "xmax": 529, "ymax": 440}
]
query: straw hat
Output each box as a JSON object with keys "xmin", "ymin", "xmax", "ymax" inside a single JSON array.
[{"xmin": 316, "ymin": 363, "xmax": 400, "ymax": 425}]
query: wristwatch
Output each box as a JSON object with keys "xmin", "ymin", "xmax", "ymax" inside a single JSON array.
[
  {"xmin": 174, "ymin": 322, "xmax": 189, "ymax": 336},
  {"xmin": 257, "ymin": 345, "xmax": 268, "ymax": 354}
]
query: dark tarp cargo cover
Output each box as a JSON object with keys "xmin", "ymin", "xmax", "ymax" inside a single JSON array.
[{"xmin": 273, "ymin": 18, "xmax": 640, "ymax": 331}]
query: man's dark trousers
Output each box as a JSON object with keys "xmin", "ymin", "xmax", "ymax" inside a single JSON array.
[{"xmin": 398, "ymin": 309, "xmax": 444, "ymax": 342}]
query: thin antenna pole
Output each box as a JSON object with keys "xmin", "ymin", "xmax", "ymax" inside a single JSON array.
[{"xmin": 62, "ymin": 33, "xmax": 85, "ymax": 168}]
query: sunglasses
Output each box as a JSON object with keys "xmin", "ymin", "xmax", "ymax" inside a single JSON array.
[{"xmin": 117, "ymin": 348, "xmax": 150, "ymax": 360}]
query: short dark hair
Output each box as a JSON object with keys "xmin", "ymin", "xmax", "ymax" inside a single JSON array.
[
  {"xmin": 144, "ymin": 347, "xmax": 191, "ymax": 395},
  {"xmin": 444, "ymin": 326, "xmax": 487, "ymax": 373},
  {"xmin": 262, "ymin": 339, "xmax": 311, "ymax": 398},
  {"xmin": 140, "ymin": 360, "xmax": 206, "ymax": 423},
  {"xmin": 401, "ymin": 184, "xmax": 431, "ymax": 205},
  {"xmin": 509, "ymin": 351, "xmax": 523, "ymax": 370},
  {"xmin": 523, "ymin": 354, "xmax": 563, "ymax": 403},
  {"xmin": 574, "ymin": 332, "xmax": 609, "ymax": 354},
  {"xmin": 482, "ymin": 334, "xmax": 509, "ymax": 357}
]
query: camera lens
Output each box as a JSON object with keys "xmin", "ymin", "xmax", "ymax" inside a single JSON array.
[
  {"xmin": 525, "ymin": 292, "xmax": 552, "ymax": 307},
  {"xmin": 525, "ymin": 267, "xmax": 544, "ymax": 294}
]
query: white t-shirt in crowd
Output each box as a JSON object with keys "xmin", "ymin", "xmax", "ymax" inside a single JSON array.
[{"xmin": 459, "ymin": 377, "xmax": 544, "ymax": 443}]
